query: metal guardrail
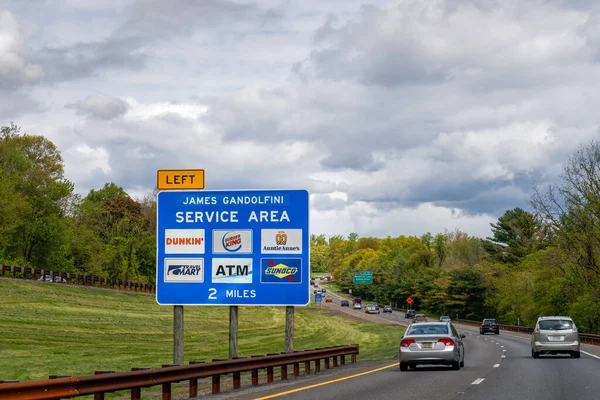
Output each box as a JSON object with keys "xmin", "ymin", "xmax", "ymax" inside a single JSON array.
[
  {"xmin": 0, "ymin": 345, "xmax": 359, "ymax": 400},
  {"xmin": 455, "ymin": 318, "xmax": 600, "ymax": 345}
]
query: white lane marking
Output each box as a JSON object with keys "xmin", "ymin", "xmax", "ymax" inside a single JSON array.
[
  {"xmin": 472, "ymin": 378, "xmax": 485, "ymax": 385},
  {"xmin": 496, "ymin": 343, "xmax": 501, "ymax": 345},
  {"xmin": 501, "ymin": 346, "xmax": 504, "ymax": 348},
  {"xmin": 493, "ymin": 364, "xmax": 500, "ymax": 368},
  {"xmin": 582, "ymin": 351, "xmax": 600, "ymax": 360},
  {"xmin": 501, "ymin": 355, "xmax": 506, "ymax": 358}
]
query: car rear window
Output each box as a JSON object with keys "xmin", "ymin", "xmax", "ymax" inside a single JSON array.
[
  {"xmin": 484, "ymin": 319, "xmax": 496, "ymax": 324},
  {"xmin": 539, "ymin": 320, "xmax": 573, "ymax": 330},
  {"xmin": 408, "ymin": 325, "xmax": 449, "ymax": 335}
]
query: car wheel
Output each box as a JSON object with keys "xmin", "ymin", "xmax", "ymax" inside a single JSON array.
[
  {"xmin": 532, "ymin": 349, "xmax": 539, "ymax": 359},
  {"xmin": 400, "ymin": 362, "xmax": 408, "ymax": 371},
  {"xmin": 479, "ymin": 330, "xmax": 483, "ymax": 335},
  {"xmin": 495, "ymin": 331, "xmax": 499, "ymax": 335},
  {"xmin": 572, "ymin": 351, "xmax": 580, "ymax": 358},
  {"xmin": 452, "ymin": 361, "xmax": 460, "ymax": 370}
]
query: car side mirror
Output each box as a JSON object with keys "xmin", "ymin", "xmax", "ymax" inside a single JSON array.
[{"xmin": 460, "ymin": 333, "xmax": 466, "ymax": 339}]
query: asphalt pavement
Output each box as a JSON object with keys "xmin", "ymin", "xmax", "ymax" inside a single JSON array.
[{"xmin": 203, "ymin": 285, "xmax": 600, "ymax": 400}]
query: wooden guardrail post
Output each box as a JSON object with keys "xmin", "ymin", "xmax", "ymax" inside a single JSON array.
[
  {"xmin": 130, "ymin": 367, "xmax": 151, "ymax": 400},
  {"xmin": 212, "ymin": 359, "xmax": 226, "ymax": 394},
  {"xmin": 93, "ymin": 371, "xmax": 114, "ymax": 400},
  {"xmin": 232, "ymin": 357, "xmax": 244, "ymax": 389},
  {"xmin": 250, "ymin": 355, "xmax": 262, "ymax": 385},
  {"xmin": 305, "ymin": 359, "xmax": 310, "ymax": 373},
  {"xmin": 266, "ymin": 353, "xmax": 278, "ymax": 382},
  {"xmin": 12, "ymin": 265, "xmax": 16, "ymax": 279},
  {"xmin": 161, "ymin": 364, "xmax": 179, "ymax": 400},
  {"xmin": 188, "ymin": 361, "xmax": 204, "ymax": 397}
]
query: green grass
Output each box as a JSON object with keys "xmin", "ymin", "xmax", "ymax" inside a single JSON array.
[{"xmin": 0, "ymin": 279, "xmax": 403, "ymax": 383}]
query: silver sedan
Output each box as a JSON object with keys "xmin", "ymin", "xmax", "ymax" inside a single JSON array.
[{"xmin": 399, "ymin": 322, "xmax": 466, "ymax": 371}]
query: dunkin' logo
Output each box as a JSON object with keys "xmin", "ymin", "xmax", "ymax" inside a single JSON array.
[{"xmin": 165, "ymin": 229, "xmax": 205, "ymax": 254}]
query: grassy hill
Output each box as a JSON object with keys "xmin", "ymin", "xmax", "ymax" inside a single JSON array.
[{"xmin": 0, "ymin": 279, "xmax": 403, "ymax": 382}]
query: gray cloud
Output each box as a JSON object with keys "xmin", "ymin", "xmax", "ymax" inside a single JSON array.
[
  {"xmin": 6, "ymin": 0, "xmax": 600, "ymax": 239},
  {"xmin": 0, "ymin": 10, "xmax": 43, "ymax": 88},
  {"xmin": 66, "ymin": 94, "xmax": 129, "ymax": 120}
]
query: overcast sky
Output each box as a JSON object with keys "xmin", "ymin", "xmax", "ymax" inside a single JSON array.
[{"xmin": 2, "ymin": 0, "xmax": 599, "ymax": 239}]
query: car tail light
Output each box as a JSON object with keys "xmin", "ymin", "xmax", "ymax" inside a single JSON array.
[
  {"xmin": 400, "ymin": 339, "xmax": 415, "ymax": 347},
  {"xmin": 438, "ymin": 338, "xmax": 454, "ymax": 346},
  {"xmin": 573, "ymin": 325, "xmax": 577, "ymax": 332},
  {"xmin": 482, "ymin": 323, "xmax": 485, "ymax": 327},
  {"xmin": 534, "ymin": 326, "xmax": 540, "ymax": 333},
  {"xmin": 494, "ymin": 323, "xmax": 499, "ymax": 327}
]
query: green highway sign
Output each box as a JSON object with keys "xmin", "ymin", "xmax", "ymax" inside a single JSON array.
[{"xmin": 353, "ymin": 272, "xmax": 373, "ymax": 284}]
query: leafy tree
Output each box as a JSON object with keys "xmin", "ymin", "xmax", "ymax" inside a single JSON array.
[
  {"xmin": 0, "ymin": 124, "xmax": 74, "ymax": 268},
  {"xmin": 483, "ymin": 208, "xmax": 547, "ymax": 264}
]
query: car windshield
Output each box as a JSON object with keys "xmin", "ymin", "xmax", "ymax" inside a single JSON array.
[
  {"xmin": 408, "ymin": 324, "xmax": 449, "ymax": 335},
  {"xmin": 539, "ymin": 320, "xmax": 573, "ymax": 330}
]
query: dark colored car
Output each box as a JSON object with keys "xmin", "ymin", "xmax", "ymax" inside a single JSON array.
[
  {"xmin": 383, "ymin": 305, "xmax": 393, "ymax": 313},
  {"xmin": 480, "ymin": 318, "xmax": 499, "ymax": 335},
  {"xmin": 405, "ymin": 309, "xmax": 416, "ymax": 319},
  {"xmin": 341, "ymin": 300, "xmax": 350, "ymax": 307}
]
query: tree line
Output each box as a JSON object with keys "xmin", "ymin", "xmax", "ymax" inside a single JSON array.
[{"xmin": 1, "ymin": 123, "xmax": 599, "ymax": 332}]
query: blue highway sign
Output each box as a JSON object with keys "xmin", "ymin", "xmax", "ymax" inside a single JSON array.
[
  {"xmin": 156, "ymin": 189, "xmax": 310, "ymax": 306},
  {"xmin": 314, "ymin": 293, "xmax": 323, "ymax": 303}
]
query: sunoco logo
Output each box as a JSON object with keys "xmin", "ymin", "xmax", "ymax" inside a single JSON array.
[
  {"xmin": 213, "ymin": 230, "xmax": 252, "ymax": 254},
  {"xmin": 260, "ymin": 258, "xmax": 301, "ymax": 284},
  {"xmin": 164, "ymin": 258, "xmax": 204, "ymax": 282}
]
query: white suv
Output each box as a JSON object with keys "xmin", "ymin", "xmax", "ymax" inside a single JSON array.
[{"xmin": 531, "ymin": 316, "xmax": 580, "ymax": 358}]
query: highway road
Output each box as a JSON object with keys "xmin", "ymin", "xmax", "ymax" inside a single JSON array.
[{"xmin": 209, "ymin": 285, "xmax": 600, "ymax": 400}]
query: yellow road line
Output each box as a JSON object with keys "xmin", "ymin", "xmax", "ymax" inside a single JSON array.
[{"xmin": 253, "ymin": 362, "xmax": 399, "ymax": 399}]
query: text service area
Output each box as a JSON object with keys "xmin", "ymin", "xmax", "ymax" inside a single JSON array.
[{"xmin": 156, "ymin": 189, "xmax": 310, "ymax": 306}]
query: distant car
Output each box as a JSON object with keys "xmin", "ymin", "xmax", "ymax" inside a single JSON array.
[
  {"xmin": 37, "ymin": 275, "xmax": 53, "ymax": 282},
  {"xmin": 383, "ymin": 305, "xmax": 393, "ymax": 313},
  {"xmin": 321, "ymin": 288, "xmax": 326, "ymax": 293},
  {"xmin": 325, "ymin": 296, "xmax": 332, "ymax": 303},
  {"xmin": 313, "ymin": 290, "xmax": 317, "ymax": 294},
  {"xmin": 413, "ymin": 314, "xmax": 428, "ymax": 323},
  {"xmin": 310, "ymin": 280, "xmax": 315, "ymax": 286},
  {"xmin": 399, "ymin": 322, "xmax": 466, "ymax": 371},
  {"xmin": 405, "ymin": 309, "xmax": 416, "ymax": 319},
  {"xmin": 480, "ymin": 318, "xmax": 499, "ymax": 335},
  {"xmin": 341, "ymin": 300, "xmax": 350, "ymax": 307},
  {"xmin": 353, "ymin": 303, "xmax": 362, "ymax": 310},
  {"xmin": 365, "ymin": 304, "xmax": 380, "ymax": 314},
  {"xmin": 531, "ymin": 316, "xmax": 580, "ymax": 358},
  {"xmin": 439, "ymin": 316, "xmax": 451, "ymax": 323}
]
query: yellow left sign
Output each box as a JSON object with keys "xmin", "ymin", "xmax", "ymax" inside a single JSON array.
[{"xmin": 157, "ymin": 169, "xmax": 205, "ymax": 190}]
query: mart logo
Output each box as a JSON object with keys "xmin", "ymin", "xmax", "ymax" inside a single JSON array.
[{"xmin": 164, "ymin": 258, "xmax": 204, "ymax": 282}]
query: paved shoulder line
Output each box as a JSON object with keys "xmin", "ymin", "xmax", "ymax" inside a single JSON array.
[{"xmin": 253, "ymin": 362, "xmax": 399, "ymax": 399}]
